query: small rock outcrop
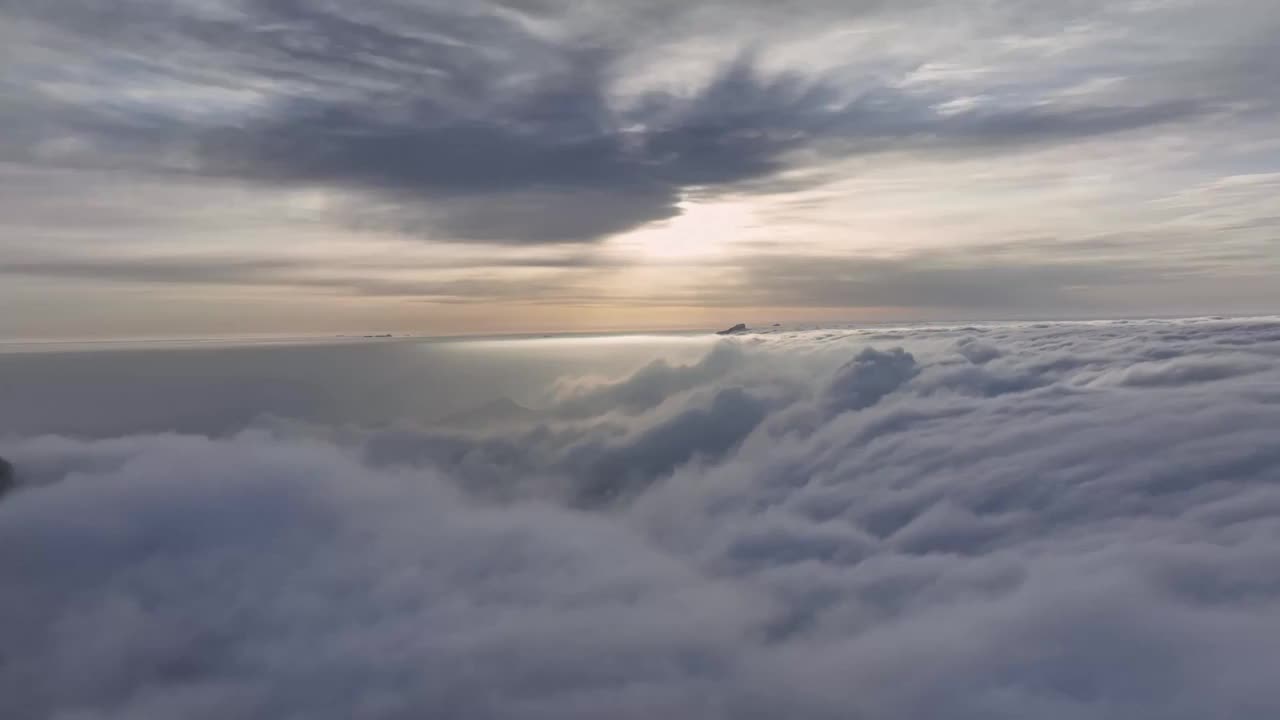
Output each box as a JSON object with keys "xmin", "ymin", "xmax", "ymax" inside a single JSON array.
[
  {"xmin": 0, "ymin": 456, "xmax": 14, "ymax": 498},
  {"xmin": 716, "ymin": 323, "xmax": 749, "ymax": 335}
]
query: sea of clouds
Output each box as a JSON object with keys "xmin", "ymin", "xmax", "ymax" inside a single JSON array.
[{"xmin": 3, "ymin": 317, "xmax": 1280, "ymax": 719}]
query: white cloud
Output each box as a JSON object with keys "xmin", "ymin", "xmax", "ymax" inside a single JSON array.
[{"xmin": 3, "ymin": 317, "xmax": 1280, "ymax": 717}]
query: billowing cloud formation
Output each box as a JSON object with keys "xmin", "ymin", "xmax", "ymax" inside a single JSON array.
[
  {"xmin": 5, "ymin": 0, "xmax": 840, "ymax": 243},
  {"xmin": 4, "ymin": 318, "xmax": 1280, "ymax": 718},
  {"xmin": 1, "ymin": 0, "xmax": 1218, "ymax": 245}
]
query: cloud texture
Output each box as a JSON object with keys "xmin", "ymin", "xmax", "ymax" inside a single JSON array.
[
  {"xmin": 3, "ymin": 0, "xmax": 1220, "ymax": 244},
  {"xmin": 3, "ymin": 0, "xmax": 1280, "ymax": 337},
  {"xmin": 4, "ymin": 317, "xmax": 1280, "ymax": 718}
]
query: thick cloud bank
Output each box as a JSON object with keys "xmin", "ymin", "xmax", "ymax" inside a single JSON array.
[{"xmin": 4, "ymin": 318, "xmax": 1280, "ymax": 718}]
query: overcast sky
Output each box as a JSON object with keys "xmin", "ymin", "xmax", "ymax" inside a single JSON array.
[{"xmin": 2, "ymin": 0, "xmax": 1278, "ymax": 339}]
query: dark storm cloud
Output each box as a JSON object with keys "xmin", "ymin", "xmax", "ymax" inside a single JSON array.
[
  {"xmin": 4, "ymin": 319, "xmax": 1280, "ymax": 717},
  {"xmin": 1, "ymin": 0, "xmax": 1214, "ymax": 245},
  {"xmin": 4, "ymin": 0, "xmax": 837, "ymax": 242}
]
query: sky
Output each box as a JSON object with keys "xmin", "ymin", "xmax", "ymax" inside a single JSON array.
[
  {"xmin": 4, "ymin": 317, "xmax": 1280, "ymax": 718},
  {"xmin": 2, "ymin": 0, "xmax": 1278, "ymax": 339}
]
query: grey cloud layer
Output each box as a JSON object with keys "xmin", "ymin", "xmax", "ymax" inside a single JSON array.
[
  {"xmin": 3, "ymin": 0, "xmax": 1280, "ymax": 332},
  {"xmin": 4, "ymin": 318, "xmax": 1280, "ymax": 717},
  {"xmin": 7, "ymin": 1, "xmax": 833, "ymax": 243},
  {"xmin": 2, "ymin": 0, "xmax": 1238, "ymax": 246}
]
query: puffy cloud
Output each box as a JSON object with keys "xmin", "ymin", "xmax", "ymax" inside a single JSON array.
[
  {"xmin": 824, "ymin": 347, "xmax": 918, "ymax": 413},
  {"xmin": 3, "ymin": 317, "xmax": 1280, "ymax": 718}
]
